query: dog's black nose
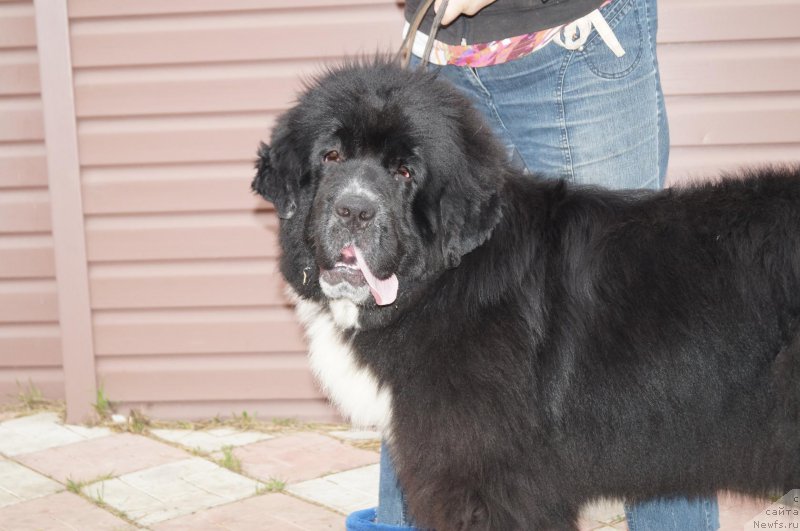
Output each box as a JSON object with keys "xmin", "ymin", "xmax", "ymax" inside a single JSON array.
[{"xmin": 334, "ymin": 194, "xmax": 376, "ymax": 230}]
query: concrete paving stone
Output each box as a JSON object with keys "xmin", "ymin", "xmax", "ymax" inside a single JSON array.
[
  {"xmin": 83, "ymin": 457, "xmax": 262, "ymax": 526},
  {"xmin": 152, "ymin": 492, "xmax": 344, "ymax": 530},
  {"xmin": 328, "ymin": 429, "xmax": 381, "ymax": 441},
  {"xmin": 287, "ymin": 464, "xmax": 380, "ymax": 516},
  {"xmin": 0, "ymin": 459, "xmax": 63, "ymax": 508},
  {"xmin": 0, "ymin": 411, "xmax": 18, "ymax": 422},
  {"xmin": 16, "ymin": 432, "xmax": 191, "ymax": 484},
  {"xmin": 578, "ymin": 497, "xmax": 626, "ymax": 527},
  {"xmin": 0, "ymin": 491, "xmax": 136, "ymax": 531},
  {"xmin": 0, "ymin": 412, "xmax": 110, "ymax": 457},
  {"xmin": 718, "ymin": 491, "xmax": 776, "ymax": 530},
  {"xmin": 236, "ymin": 432, "xmax": 379, "ymax": 484},
  {"xmin": 151, "ymin": 427, "xmax": 273, "ymax": 453},
  {"xmin": 303, "ymin": 463, "xmax": 379, "ymax": 499}
]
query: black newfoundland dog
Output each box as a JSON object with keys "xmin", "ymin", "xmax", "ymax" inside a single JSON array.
[{"xmin": 253, "ymin": 60, "xmax": 800, "ymax": 530}]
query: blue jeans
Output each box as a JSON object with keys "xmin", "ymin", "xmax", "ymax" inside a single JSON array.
[
  {"xmin": 369, "ymin": 0, "xmax": 720, "ymax": 529},
  {"xmin": 415, "ymin": 0, "xmax": 668, "ymax": 187}
]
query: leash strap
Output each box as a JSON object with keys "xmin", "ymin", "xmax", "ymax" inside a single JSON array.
[{"xmin": 397, "ymin": 0, "xmax": 449, "ymax": 69}]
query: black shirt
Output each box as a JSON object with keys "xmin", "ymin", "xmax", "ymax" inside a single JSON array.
[{"xmin": 404, "ymin": 0, "xmax": 605, "ymax": 45}]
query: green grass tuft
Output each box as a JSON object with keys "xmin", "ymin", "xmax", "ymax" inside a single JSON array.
[
  {"xmin": 257, "ymin": 477, "xmax": 287, "ymax": 494},
  {"xmin": 217, "ymin": 445, "xmax": 242, "ymax": 474},
  {"xmin": 15, "ymin": 380, "xmax": 49, "ymax": 411},
  {"xmin": 93, "ymin": 386, "xmax": 114, "ymax": 420},
  {"xmin": 65, "ymin": 477, "xmax": 84, "ymax": 494}
]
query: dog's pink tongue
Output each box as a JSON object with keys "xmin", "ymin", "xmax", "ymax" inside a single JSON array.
[{"xmin": 352, "ymin": 246, "xmax": 398, "ymax": 306}]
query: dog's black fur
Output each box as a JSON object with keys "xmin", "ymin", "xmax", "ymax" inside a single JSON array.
[{"xmin": 253, "ymin": 60, "xmax": 800, "ymax": 530}]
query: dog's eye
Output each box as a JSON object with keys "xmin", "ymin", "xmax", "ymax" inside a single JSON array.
[
  {"xmin": 323, "ymin": 150, "xmax": 341, "ymax": 163},
  {"xmin": 396, "ymin": 165, "xmax": 412, "ymax": 182}
]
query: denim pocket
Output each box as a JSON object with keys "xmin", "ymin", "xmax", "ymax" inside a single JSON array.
[{"xmin": 580, "ymin": 0, "xmax": 644, "ymax": 79}]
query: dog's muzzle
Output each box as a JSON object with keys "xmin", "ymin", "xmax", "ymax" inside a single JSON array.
[{"xmin": 317, "ymin": 184, "xmax": 399, "ymax": 306}]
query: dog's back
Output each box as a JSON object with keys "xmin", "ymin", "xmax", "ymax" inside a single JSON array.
[{"xmin": 520, "ymin": 165, "xmax": 800, "ymax": 508}]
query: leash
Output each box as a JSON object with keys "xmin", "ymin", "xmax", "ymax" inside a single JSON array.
[{"xmin": 396, "ymin": 0, "xmax": 450, "ymax": 69}]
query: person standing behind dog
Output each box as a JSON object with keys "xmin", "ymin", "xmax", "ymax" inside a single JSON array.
[{"xmin": 360, "ymin": 0, "xmax": 722, "ymax": 530}]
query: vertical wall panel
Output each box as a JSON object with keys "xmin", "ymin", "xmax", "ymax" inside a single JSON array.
[
  {"xmin": 0, "ymin": 0, "xmax": 63, "ymax": 403},
  {"xmin": 35, "ymin": 0, "xmax": 97, "ymax": 422}
]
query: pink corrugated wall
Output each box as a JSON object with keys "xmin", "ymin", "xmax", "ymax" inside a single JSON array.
[
  {"xmin": 660, "ymin": 0, "xmax": 800, "ymax": 181},
  {"xmin": 68, "ymin": 0, "xmax": 406, "ymax": 422},
  {"xmin": 0, "ymin": 0, "xmax": 64, "ymax": 403},
  {"xmin": 2, "ymin": 0, "xmax": 799, "ymax": 421}
]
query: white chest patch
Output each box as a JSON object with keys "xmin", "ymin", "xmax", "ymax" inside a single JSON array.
[
  {"xmin": 328, "ymin": 298, "xmax": 361, "ymax": 330},
  {"xmin": 291, "ymin": 292, "xmax": 392, "ymax": 430}
]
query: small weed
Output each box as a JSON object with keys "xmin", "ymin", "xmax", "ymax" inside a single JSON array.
[
  {"xmin": 186, "ymin": 446, "xmax": 210, "ymax": 458},
  {"xmin": 94, "ymin": 483, "xmax": 106, "ymax": 506},
  {"xmin": 93, "ymin": 387, "xmax": 114, "ymax": 420},
  {"xmin": 257, "ymin": 477, "xmax": 287, "ymax": 494},
  {"xmin": 65, "ymin": 472, "xmax": 114, "ymax": 495},
  {"xmin": 233, "ymin": 410, "xmax": 256, "ymax": 430},
  {"xmin": 271, "ymin": 417, "xmax": 298, "ymax": 428},
  {"xmin": 127, "ymin": 409, "xmax": 149, "ymax": 434},
  {"xmin": 66, "ymin": 477, "xmax": 84, "ymax": 494},
  {"xmin": 217, "ymin": 445, "xmax": 242, "ymax": 473},
  {"xmin": 15, "ymin": 380, "xmax": 49, "ymax": 411},
  {"xmin": 66, "ymin": 472, "xmax": 115, "ymax": 494}
]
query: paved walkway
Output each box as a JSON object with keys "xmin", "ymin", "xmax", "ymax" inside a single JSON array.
[{"xmin": 0, "ymin": 409, "xmax": 781, "ymax": 530}]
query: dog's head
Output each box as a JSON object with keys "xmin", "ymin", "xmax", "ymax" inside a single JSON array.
[{"xmin": 253, "ymin": 60, "xmax": 507, "ymax": 315}]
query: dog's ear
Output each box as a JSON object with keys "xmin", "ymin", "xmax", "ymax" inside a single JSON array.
[
  {"xmin": 252, "ymin": 120, "xmax": 302, "ymax": 219},
  {"xmin": 438, "ymin": 156, "xmax": 503, "ymax": 269}
]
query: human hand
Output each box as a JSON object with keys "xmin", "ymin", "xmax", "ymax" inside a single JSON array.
[{"xmin": 434, "ymin": 0, "xmax": 498, "ymax": 26}]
